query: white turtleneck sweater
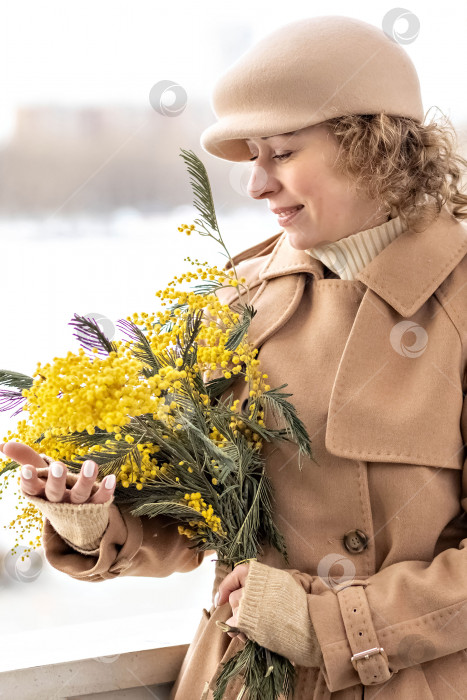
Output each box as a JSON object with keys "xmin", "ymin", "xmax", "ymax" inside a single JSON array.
[{"xmin": 304, "ymin": 215, "xmax": 407, "ymax": 280}]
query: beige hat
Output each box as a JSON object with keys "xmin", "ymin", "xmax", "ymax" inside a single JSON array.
[{"xmin": 200, "ymin": 15, "xmax": 424, "ymax": 162}]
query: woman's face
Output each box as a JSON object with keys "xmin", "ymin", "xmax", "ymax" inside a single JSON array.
[{"xmin": 245, "ymin": 123, "xmax": 389, "ymax": 249}]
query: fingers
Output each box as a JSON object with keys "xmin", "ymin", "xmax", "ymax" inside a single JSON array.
[
  {"xmin": 44, "ymin": 461, "xmax": 68, "ymax": 502},
  {"xmin": 88, "ymin": 472, "xmax": 116, "ymax": 504},
  {"xmin": 224, "ymin": 588, "xmax": 244, "ymax": 636},
  {"xmin": 217, "ymin": 563, "xmax": 250, "ymax": 606},
  {"xmin": 227, "ymin": 587, "xmax": 244, "ymax": 610},
  {"xmin": 225, "ymin": 610, "xmax": 248, "ymax": 643},
  {"xmin": 4, "ymin": 442, "xmax": 118, "ymax": 505},
  {"xmin": 19, "ymin": 464, "xmax": 46, "ymax": 499},
  {"xmin": 225, "ymin": 626, "xmax": 248, "ymax": 643},
  {"xmin": 19, "ymin": 456, "xmax": 117, "ymax": 505},
  {"xmin": 217, "ymin": 570, "xmax": 249, "ymax": 642},
  {"xmin": 1, "ymin": 441, "xmax": 51, "ymax": 469},
  {"xmin": 70, "ymin": 460, "xmax": 116, "ymax": 505}
]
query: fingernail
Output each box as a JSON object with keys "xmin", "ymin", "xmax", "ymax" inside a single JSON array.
[
  {"xmin": 51, "ymin": 462, "xmax": 63, "ymax": 478},
  {"xmin": 104, "ymin": 474, "xmax": 116, "ymax": 489},
  {"xmin": 214, "ymin": 591, "xmax": 220, "ymax": 607},
  {"xmin": 21, "ymin": 466, "xmax": 33, "ymax": 479},
  {"xmin": 215, "ymin": 620, "xmax": 232, "ymax": 632},
  {"xmin": 83, "ymin": 460, "xmax": 96, "ymax": 478}
]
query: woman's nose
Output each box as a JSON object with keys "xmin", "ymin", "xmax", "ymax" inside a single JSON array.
[{"xmin": 246, "ymin": 164, "xmax": 276, "ymax": 199}]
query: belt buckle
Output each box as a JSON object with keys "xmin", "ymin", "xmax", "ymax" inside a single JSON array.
[{"xmin": 350, "ymin": 646, "xmax": 387, "ymax": 671}]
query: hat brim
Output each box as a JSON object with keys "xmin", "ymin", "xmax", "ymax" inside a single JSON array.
[{"xmin": 199, "ymin": 111, "xmax": 327, "ymax": 162}]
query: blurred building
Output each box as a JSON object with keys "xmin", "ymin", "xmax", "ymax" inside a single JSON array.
[{"xmin": 0, "ymin": 104, "xmax": 244, "ymax": 216}]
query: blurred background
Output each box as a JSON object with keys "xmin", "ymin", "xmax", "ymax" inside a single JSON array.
[{"xmin": 0, "ymin": 0, "xmax": 466, "ymax": 675}]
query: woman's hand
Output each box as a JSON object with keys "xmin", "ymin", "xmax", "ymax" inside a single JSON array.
[
  {"xmin": 216, "ymin": 562, "xmax": 251, "ymax": 643},
  {"xmin": 0, "ymin": 441, "xmax": 116, "ymax": 504}
]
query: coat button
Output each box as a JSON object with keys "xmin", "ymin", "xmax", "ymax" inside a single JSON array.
[{"xmin": 343, "ymin": 529, "xmax": 368, "ymax": 553}]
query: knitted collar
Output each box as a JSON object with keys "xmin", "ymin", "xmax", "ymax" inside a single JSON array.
[{"xmin": 303, "ymin": 215, "xmax": 406, "ymax": 280}]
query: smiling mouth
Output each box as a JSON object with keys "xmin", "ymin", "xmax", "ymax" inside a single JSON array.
[
  {"xmin": 276, "ymin": 206, "xmax": 304, "ymax": 224},
  {"xmin": 272, "ymin": 205, "xmax": 304, "ymax": 214}
]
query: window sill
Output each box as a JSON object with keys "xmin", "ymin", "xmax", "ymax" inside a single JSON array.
[
  {"xmin": 0, "ymin": 646, "xmax": 185, "ymax": 699},
  {"xmin": 0, "ymin": 608, "xmax": 202, "ymax": 699}
]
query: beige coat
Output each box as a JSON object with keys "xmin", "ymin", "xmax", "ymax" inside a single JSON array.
[{"xmin": 40, "ymin": 203, "xmax": 467, "ymax": 699}]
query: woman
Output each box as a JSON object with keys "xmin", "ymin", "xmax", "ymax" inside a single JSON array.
[{"xmin": 3, "ymin": 15, "xmax": 467, "ymax": 700}]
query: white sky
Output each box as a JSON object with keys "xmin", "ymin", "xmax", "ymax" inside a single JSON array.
[{"xmin": 0, "ymin": 0, "xmax": 466, "ymax": 141}]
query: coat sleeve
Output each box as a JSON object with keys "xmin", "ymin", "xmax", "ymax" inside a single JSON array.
[
  {"xmin": 24, "ymin": 467, "xmax": 206, "ymax": 582},
  {"xmin": 29, "ymin": 469, "xmax": 206, "ymax": 582},
  {"xmin": 235, "ymin": 393, "xmax": 467, "ymax": 690},
  {"xmin": 40, "ymin": 500, "xmax": 207, "ymax": 582},
  {"xmin": 40, "ymin": 498, "xmax": 207, "ymax": 582}
]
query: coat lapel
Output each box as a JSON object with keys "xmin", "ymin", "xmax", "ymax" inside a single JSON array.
[
  {"xmin": 220, "ymin": 230, "xmax": 323, "ymax": 350},
  {"xmin": 355, "ymin": 204, "xmax": 467, "ymax": 317}
]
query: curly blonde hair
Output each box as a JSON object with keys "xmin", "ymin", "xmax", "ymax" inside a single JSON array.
[{"xmin": 324, "ymin": 108, "xmax": 467, "ymax": 233}]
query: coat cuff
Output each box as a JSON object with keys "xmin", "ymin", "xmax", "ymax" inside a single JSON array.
[
  {"xmin": 40, "ymin": 500, "xmax": 144, "ymax": 581},
  {"xmin": 308, "ymin": 579, "xmax": 393, "ymax": 691},
  {"xmin": 25, "ymin": 467, "xmax": 143, "ymax": 580},
  {"xmin": 236, "ymin": 560, "xmax": 323, "ymax": 667}
]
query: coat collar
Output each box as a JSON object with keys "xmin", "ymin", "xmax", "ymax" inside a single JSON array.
[{"xmin": 259, "ymin": 203, "xmax": 467, "ymax": 318}]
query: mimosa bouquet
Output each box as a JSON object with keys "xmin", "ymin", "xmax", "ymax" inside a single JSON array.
[{"xmin": 0, "ymin": 150, "xmax": 313, "ymax": 700}]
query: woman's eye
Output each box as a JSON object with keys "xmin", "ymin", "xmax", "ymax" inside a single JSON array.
[{"xmin": 248, "ymin": 152, "xmax": 292, "ymax": 162}]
